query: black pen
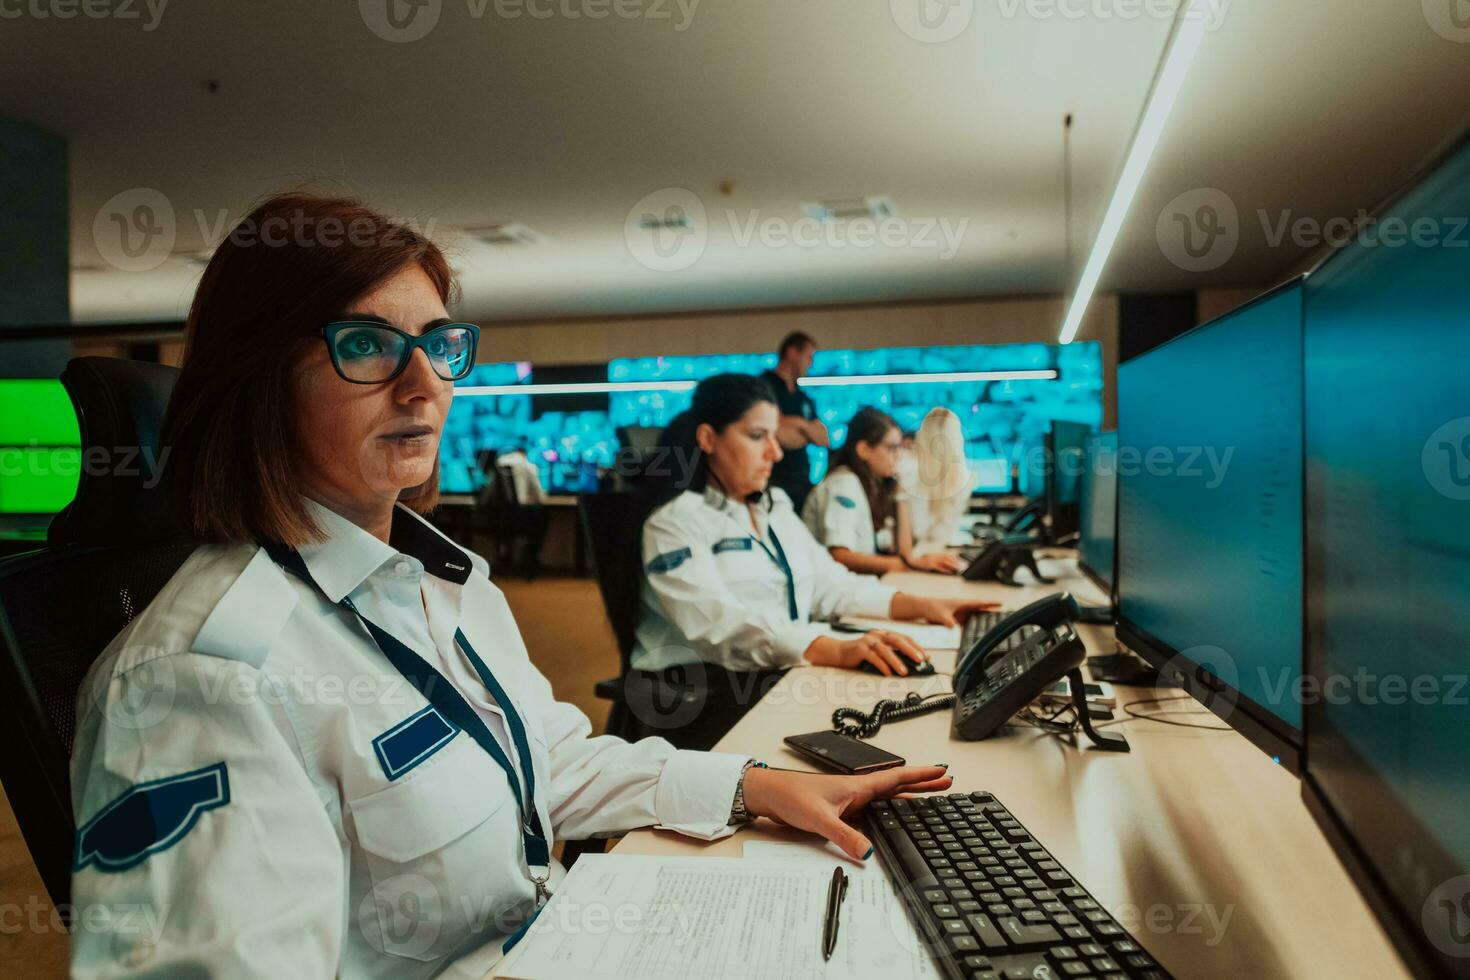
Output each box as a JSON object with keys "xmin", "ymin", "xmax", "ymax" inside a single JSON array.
[{"xmin": 822, "ymin": 865, "xmax": 848, "ymax": 961}]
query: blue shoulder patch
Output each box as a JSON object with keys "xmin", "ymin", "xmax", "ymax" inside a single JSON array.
[
  {"xmin": 646, "ymin": 547, "xmax": 692, "ymax": 574},
  {"xmin": 374, "ymin": 705, "xmax": 458, "ymax": 781},
  {"xmin": 835, "ymin": 495, "xmax": 858, "ymax": 509},
  {"xmin": 712, "ymin": 537, "xmax": 754, "ymax": 554},
  {"xmin": 74, "ymin": 763, "xmax": 230, "ymax": 873}
]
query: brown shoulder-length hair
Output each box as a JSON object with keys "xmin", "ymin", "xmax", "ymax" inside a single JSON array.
[
  {"xmin": 833, "ymin": 406, "xmax": 901, "ymax": 532},
  {"xmin": 161, "ymin": 192, "xmax": 457, "ymax": 547}
]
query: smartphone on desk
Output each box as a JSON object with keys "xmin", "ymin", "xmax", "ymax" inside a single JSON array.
[{"xmin": 783, "ymin": 731, "xmax": 906, "ymax": 774}]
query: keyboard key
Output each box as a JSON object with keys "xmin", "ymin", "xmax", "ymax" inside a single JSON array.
[
  {"xmin": 1078, "ymin": 943, "xmax": 1105, "ymax": 958},
  {"xmin": 943, "ymin": 919, "xmax": 971, "ymax": 936},
  {"xmin": 998, "ymin": 917, "xmax": 1062, "ymax": 949},
  {"xmin": 957, "ymin": 900, "xmax": 983, "ymax": 913},
  {"xmin": 948, "ymin": 935, "xmax": 981, "ymax": 953},
  {"xmin": 1060, "ymin": 963, "xmax": 1091, "ymax": 977},
  {"xmin": 966, "ymin": 914, "xmax": 1009, "ymax": 952},
  {"xmin": 1051, "ymin": 945, "xmax": 1078, "ymax": 960},
  {"xmin": 933, "ymin": 904, "xmax": 959, "ymax": 918},
  {"xmin": 1092, "ymin": 956, "xmax": 1119, "ymax": 972}
]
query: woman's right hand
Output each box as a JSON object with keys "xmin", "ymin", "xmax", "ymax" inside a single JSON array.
[
  {"xmin": 805, "ymin": 631, "xmax": 929, "ymax": 676},
  {"xmin": 909, "ymin": 552, "xmax": 963, "ymax": 575}
]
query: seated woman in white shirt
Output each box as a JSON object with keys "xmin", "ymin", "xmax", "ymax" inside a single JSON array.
[
  {"xmin": 802, "ymin": 407, "xmax": 964, "ymax": 576},
  {"xmin": 68, "ymin": 193, "xmax": 955, "ymax": 979},
  {"xmin": 903, "ymin": 407, "xmax": 974, "ymax": 552},
  {"xmin": 634, "ymin": 376, "xmax": 995, "ymax": 693}
]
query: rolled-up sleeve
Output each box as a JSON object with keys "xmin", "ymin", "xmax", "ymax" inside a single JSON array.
[{"xmin": 802, "ymin": 519, "xmax": 898, "ymax": 621}]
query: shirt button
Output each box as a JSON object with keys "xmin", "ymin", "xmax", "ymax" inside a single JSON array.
[{"xmin": 395, "ymin": 560, "xmax": 413, "ymax": 576}]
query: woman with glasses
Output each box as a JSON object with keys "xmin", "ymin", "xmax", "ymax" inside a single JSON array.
[
  {"xmin": 803, "ymin": 407, "xmax": 964, "ymax": 576},
  {"xmin": 68, "ymin": 194, "xmax": 956, "ymax": 979}
]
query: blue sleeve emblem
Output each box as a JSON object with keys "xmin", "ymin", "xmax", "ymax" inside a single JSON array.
[
  {"xmin": 835, "ymin": 495, "xmax": 858, "ymax": 509},
  {"xmin": 74, "ymin": 763, "xmax": 230, "ymax": 873},
  {"xmin": 646, "ymin": 547, "xmax": 692, "ymax": 574},
  {"xmin": 374, "ymin": 705, "xmax": 458, "ymax": 780}
]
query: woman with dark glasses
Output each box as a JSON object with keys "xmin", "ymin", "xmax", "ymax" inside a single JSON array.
[{"xmin": 67, "ymin": 193, "xmax": 953, "ymax": 978}]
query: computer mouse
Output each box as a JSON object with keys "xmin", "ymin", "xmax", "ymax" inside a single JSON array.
[{"xmin": 858, "ymin": 658, "xmax": 936, "ymax": 677}]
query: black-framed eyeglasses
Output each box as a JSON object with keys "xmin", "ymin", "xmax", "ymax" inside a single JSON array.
[{"xmin": 321, "ymin": 321, "xmax": 480, "ymax": 385}]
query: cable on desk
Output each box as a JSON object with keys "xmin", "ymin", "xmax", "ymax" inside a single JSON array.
[
  {"xmin": 1104, "ymin": 695, "xmax": 1233, "ymax": 732},
  {"xmin": 832, "ymin": 692, "xmax": 954, "ymax": 738}
]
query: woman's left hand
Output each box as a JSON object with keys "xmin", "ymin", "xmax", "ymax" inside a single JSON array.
[
  {"xmin": 893, "ymin": 595, "xmax": 1001, "ymax": 627},
  {"xmin": 739, "ymin": 765, "xmax": 954, "ymax": 861}
]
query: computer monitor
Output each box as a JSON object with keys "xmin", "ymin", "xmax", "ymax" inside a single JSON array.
[
  {"xmin": 1046, "ymin": 420, "xmax": 1094, "ymax": 543},
  {"xmin": 1300, "ymin": 136, "xmax": 1470, "ymax": 979},
  {"xmin": 0, "ymin": 379, "xmax": 81, "ymax": 515},
  {"xmin": 1116, "ymin": 277, "xmax": 1305, "ymax": 772},
  {"xmin": 1078, "ymin": 431, "xmax": 1117, "ymax": 595}
]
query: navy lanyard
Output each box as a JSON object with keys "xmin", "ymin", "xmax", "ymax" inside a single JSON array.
[
  {"xmin": 751, "ymin": 524, "xmax": 799, "ymax": 622},
  {"xmin": 263, "ymin": 543, "xmax": 552, "ymax": 896}
]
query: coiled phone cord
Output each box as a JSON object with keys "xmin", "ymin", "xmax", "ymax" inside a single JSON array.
[{"xmin": 832, "ymin": 692, "xmax": 955, "ymax": 739}]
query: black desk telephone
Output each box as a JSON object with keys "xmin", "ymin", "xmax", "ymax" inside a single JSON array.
[{"xmin": 832, "ymin": 593, "xmax": 1129, "ymax": 752}]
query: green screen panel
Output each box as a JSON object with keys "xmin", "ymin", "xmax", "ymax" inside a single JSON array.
[
  {"xmin": 0, "ymin": 380, "xmax": 80, "ymax": 445},
  {"xmin": 0, "ymin": 446, "xmax": 80, "ymax": 513}
]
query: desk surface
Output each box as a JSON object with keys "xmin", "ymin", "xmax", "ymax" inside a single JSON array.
[{"xmin": 595, "ymin": 557, "xmax": 1407, "ymax": 980}]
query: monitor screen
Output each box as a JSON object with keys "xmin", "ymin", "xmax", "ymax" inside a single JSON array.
[
  {"xmin": 0, "ymin": 379, "xmax": 81, "ymax": 515},
  {"xmin": 1117, "ymin": 279, "xmax": 1304, "ymax": 768},
  {"xmin": 1302, "ymin": 138, "xmax": 1470, "ymax": 978},
  {"xmin": 1078, "ymin": 431, "xmax": 1117, "ymax": 593}
]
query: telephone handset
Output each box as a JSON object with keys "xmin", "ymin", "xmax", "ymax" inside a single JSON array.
[
  {"xmin": 951, "ymin": 592, "xmax": 1129, "ymax": 751},
  {"xmin": 1003, "ymin": 499, "xmax": 1045, "ymax": 536},
  {"xmin": 829, "ymin": 592, "xmax": 1129, "ymax": 751}
]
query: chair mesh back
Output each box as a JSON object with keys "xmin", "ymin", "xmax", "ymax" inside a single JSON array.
[
  {"xmin": 0, "ymin": 539, "xmax": 196, "ymax": 755},
  {"xmin": 0, "ymin": 538, "xmax": 196, "ymax": 908}
]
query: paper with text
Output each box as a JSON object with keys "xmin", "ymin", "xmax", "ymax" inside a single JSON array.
[{"xmin": 498, "ymin": 853, "xmax": 942, "ymax": 980}]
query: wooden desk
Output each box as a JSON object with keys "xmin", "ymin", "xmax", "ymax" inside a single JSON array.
[{"xmin": 597, "ymin": 557, "xmax": 1408, "ymax": 979}]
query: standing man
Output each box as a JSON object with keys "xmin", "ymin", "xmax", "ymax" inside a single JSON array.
[{"xmin": 760, "ymin": 331, "xmax": 828, "ymax": 512}]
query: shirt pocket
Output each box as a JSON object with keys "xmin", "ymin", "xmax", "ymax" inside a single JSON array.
[{"xmin": 347, "ymin": 734, "xmax": 526, "ymax": 962}]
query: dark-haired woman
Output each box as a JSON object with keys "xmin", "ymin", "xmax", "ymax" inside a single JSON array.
[
  {"xmin": 803, "ymin": 407, "xmax": 964, "ymax": 576},
  {"xmin": 633, "ymin": 377, "xmax": 996, "ymax": 733},
  {"xmin": 68, "ymin": 195, "xmax": 955, "ymax": 978}
]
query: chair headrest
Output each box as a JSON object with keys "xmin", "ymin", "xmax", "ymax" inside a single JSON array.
[{"xmin": 47, "ymin": 357, "xmax": 183, "ymax": 548}]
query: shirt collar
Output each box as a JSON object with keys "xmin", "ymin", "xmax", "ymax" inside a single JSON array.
[{"xmin": 298, "ymin": 499, "xmax": 474, "ymax": 603}]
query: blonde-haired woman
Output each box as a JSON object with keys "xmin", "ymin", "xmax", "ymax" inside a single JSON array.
[{"xmin": 903, "ymin": 407, "xmax": 973, "ymax": 552}]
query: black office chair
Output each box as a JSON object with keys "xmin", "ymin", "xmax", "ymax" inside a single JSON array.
[
  {"xmin": 0, "ymin": 358, "xmax": 195, "ymax": 911},
  {"xmin": 473, "ymin": 455, "xmax": 549, "ymax": 579},
  {"xmin": 579, "ymin": 492, "xmax": 647, "ymax": 742},
  {"xmin": 580, "ymin": 489, "xmax": 784, "ymax": 753}
]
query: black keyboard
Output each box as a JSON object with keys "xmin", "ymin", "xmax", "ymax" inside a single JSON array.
[
  {"xmin": 867, "ymin": 792, "xmax": 1173, "ymax": 980},
  {"xmin": 960, "ymin": 610, "xmax": 1006, "ymax": 653}
]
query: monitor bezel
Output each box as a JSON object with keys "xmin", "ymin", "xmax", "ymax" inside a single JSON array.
[
  {"xmin": 1298, "ymin": 126, "xmax": 1470, "ymax": 980},
  {"xmin": 1114, "ymin": 276, "xmax": 1307, "ymax": 774}
]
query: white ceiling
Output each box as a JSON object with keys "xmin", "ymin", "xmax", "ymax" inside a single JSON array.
[{"xmin": 2, "ymin": 0, "xmax": 1467, "ymax": 325}]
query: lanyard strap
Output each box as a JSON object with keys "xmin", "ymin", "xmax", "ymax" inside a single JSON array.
[
  {"xmin": 752, "ymin": 525, "xmax": 799, "ymax": 622},
  {"xmin": 262, "ymin": 544, "xmax": 552, "ymax": 879}
]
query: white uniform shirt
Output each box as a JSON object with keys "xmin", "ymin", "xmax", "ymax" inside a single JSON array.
[
  {"xmin": 802, "ymin": 466, "xmax": 896, "ymax": 555},
  {"xmin": 70, "ymin": 500, "xmax": 749, "ymax": 979},
  {"xmin": 633, "ymin": 486, "xmax": 897, "ymax": 672}
]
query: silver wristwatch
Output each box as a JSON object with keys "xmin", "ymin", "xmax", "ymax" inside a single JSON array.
[{"xmin": 728, "ymin": 759, "xmax": 768, "ymax": 825}]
